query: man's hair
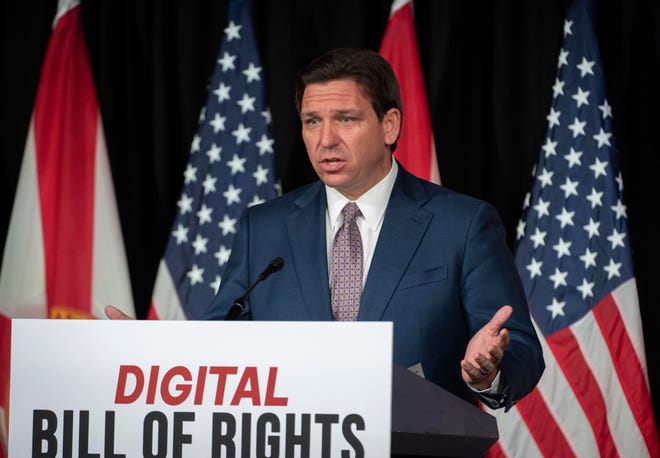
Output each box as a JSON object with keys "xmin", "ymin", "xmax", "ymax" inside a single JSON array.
[{"xmin": 294, "ymin": 47, "xmax": 402, "ymax": 151}]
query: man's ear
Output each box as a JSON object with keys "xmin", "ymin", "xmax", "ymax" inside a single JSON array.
[{"xmin": 383, "ymin": 108, "xmax": 401, "ymax": 146}]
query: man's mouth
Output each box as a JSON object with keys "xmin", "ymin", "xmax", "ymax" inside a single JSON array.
[{"xmin": 319, "ymin": 157, "xmax": 345, "ymax": 171}]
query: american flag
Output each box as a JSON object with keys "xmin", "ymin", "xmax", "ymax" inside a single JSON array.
[
  {"xmin": 488, "ymin": 0, "xmax": 659, "ymax": 456},
  {"xmin": 148, "ymin": 0, "xmax": 279, "ymax": 320}
]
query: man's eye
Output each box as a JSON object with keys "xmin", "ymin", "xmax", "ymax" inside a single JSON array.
[
  {"xmin": 340, "ymin": 116, "xmax": 353, "ymax": 123},
  {"xmin": 304, "ymin": 118, "xmax": 319, "ymax": 126}
]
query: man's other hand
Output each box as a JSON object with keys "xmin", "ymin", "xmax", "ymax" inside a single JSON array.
[{"xmin": 104, "ymin": 305, "xmax": 135, "ymax": 320}]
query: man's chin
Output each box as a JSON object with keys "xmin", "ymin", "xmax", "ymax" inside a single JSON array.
[{"xmin": 320, "ymin": 175, "xmax": 348, "ymax": 190}]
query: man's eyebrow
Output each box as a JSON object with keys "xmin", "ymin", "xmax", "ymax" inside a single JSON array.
[
  {"xmin": 300, "ymin": 110, "xmax": 318, "ymax": 118},
  {"xmin": 301, "ymin": 108, "xmax": 361, "ymax": 117}
]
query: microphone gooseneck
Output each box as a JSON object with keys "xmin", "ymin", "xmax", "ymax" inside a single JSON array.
[
  {"xmin": 257, "ymin": 257, "xmax": 284, "ymax": 281},
  {"xmin": 224, "ymin": 257, "xmax": 284, "ymax": 320}
]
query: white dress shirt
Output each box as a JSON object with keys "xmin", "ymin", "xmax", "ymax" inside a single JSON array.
[
  {"xmin": 323, "ymin": 159, "xmax": 503, "ymax": 395},
  {"xmin": 325, "ymin": 160, "xmax": 398, "ymax": 285}
]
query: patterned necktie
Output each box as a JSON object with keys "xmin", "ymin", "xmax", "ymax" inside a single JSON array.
[{"xmin": 331, "ymin": 202, "xmax": 363, "ymax": 321}]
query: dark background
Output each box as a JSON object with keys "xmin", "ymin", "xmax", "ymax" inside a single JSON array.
[{"xmin": 1, "ymin": 0, "xmax": 658, "ymax": 425}]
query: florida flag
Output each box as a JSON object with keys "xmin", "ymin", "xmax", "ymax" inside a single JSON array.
[
  {"xmin": 487, "ymin": 0, "xmax": 659, "ymax": 456},
  {"xmin": 379, "ymin": 0, "xmax": 440, "ymax": 184},
  {"xmin": 0, "ymin": 0, "xmax": 135, "ymax": 453}
]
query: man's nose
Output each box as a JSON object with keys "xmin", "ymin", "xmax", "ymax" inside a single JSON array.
[{"xmin": 320, "ymin": 123, "xmax": 339, "ymax": 148}]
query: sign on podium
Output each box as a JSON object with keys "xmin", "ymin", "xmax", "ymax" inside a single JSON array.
[{"xmin": 9, "ymin": 319, "xmax": 393, "ymax": 457}]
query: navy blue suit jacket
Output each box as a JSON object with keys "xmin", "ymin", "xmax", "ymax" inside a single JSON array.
[{"xmin": 204, "ymin": 164, "xmax": 544, "ymax": 409}]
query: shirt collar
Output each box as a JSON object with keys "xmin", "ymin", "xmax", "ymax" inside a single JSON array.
[{"xmin": 326, "ymin": 160, "xmax": 398, "ymax": 231}]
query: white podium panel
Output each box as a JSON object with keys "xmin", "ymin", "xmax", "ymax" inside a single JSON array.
[{"xmin": 9, "ymin": 319, "xmax": 392, "ymax": 457}]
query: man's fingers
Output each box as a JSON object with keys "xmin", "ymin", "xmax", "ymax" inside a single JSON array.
[
  {"xmin": 461, "ymin": 360, "xmax": 481, "ymax": 379},
  {"xmin": 461, "ymin": 357, "xmax": 496, "ymax": 386},
  {"xmin": 469, "ymin": 352, "xmax": 495, "ymax": 375},
  {"xmin": 487, "ymin": 344, "xmax": 504, "ymax": 363},
  {"xmin": 498, "ymin": 328, "xmax": 510, "ymax": 346},
  {"xmin": 489, "ymin": 305, "xmax": 513, "ymax": 331},
  {"xmin": 105, "ymin": 305, "xmax": 132, "ymax": 320}
]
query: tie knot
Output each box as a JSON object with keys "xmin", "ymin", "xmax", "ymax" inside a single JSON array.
[{"xmin": 342, "ymin": 202, "xmax": 361, "ymax": 224}]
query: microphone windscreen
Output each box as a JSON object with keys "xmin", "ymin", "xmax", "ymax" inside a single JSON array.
[{"xmin": 269, "ymin": 257, "xmax": 284, "ymax": 272}]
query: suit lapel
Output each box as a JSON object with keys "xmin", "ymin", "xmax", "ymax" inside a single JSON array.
[
  {"xmin": 286, "ymin": 183, "xmax": 333, "ymax": 320},
  {"xmin": 358, "ymin": 168, "xmax": 433, "ymax": 321}
]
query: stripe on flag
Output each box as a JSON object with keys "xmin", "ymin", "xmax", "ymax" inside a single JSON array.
[
  {"xmin": 487, "ymin": 0, "xmax": 659, "ymax": 456},
  {"xmin": 148, "ymin": 0, "xmax": 279, "ymax": 320},
  {"xmin": 0, "ymin": 314, "xmax": 9, "ymax": 458},
  {"xmin": 0, "ymin": 1, "xmax": 135, "ymax": 451},
  {"xmin": 379, "ymin": 0, "xmax": 440, "ymax": 184}
]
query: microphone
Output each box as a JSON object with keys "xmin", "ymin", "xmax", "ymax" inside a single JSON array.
[{"xmin": 224, "ymin": 257, "xmax": 284, "ymax": 320}]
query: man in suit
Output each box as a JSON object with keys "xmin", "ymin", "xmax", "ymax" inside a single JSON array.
[
  {"xmin": 200, "ymin": 47, "xmax": 544, "ymax": 410},
  {"xmin": 106, "ymin": 47, "xmax": 543, "ymax": 410}
]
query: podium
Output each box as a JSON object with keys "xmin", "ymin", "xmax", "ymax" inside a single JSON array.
[
  {"xmin": 392, "ymin": 364, "xmax": 498, "ymax": 457},
  {"xmin": 10, "ymin": 319, "xmax": 497, "ymax": 456}
]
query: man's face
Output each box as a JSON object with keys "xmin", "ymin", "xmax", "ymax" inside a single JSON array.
[{"xmin": 300, "ymin": 79, "xmax": 400, "ymax": 200}]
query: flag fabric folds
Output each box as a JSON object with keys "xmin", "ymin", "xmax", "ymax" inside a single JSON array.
[
  {"xmin": 0, "ymin": 0, "xmax": 135, "ymax": 454},
  {"xmin": 379, "ymin": 0, "xmax": 440, "ymax": 184},
  {"xmin": 488, "ymin": 0, "xmax": 659, "ymax": 456},
  {"xmin": 148, "ymin": 0, "xmax": 279, "ymax": 320}
]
